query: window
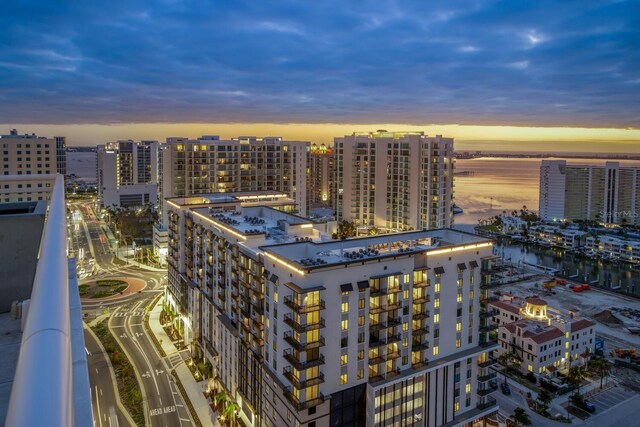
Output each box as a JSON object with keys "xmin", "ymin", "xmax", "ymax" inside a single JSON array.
[
  {"xmin": 456, "ymin": 339, "xmax": 461, "ymax": 348},
  {"xmin": 433, "ymin": 346, "xmax": 439, "ymax": 356},
  {"xmin": 342, "ymin": 302, "xmax": 349, "ymax": 313},
  {"xmin": 434, "ymin": 298, "xmax": 440, "ymax": 308},
  {"xmin": 341, "ymin": 354, "xmax": 348, "ymax": 365},
  {"xmin": 435, "ymin": 283, "xmax": 440, "ymax": 292},
  {"xmin": 456, "ymin": 322, "xmax": 462, "ymax": 332},
  {"xmin": 358, "ymin": 298, "xmax": 365, "ymax": 309},
  {"xmin": 358, "ymin": 315, "xmax": 365, "ymax": 326},
  {"xmin": 466, "ymin": 383, "xmax": 471, "ymax": 393},
  {"xmin": 340, "ymin": 374, "xmax": 348, "ymax": 385},
  {"xmin": 357, "ymin": 369, "xmax": 364, "ymax": 379},
  {"xmin": 358, "ymin": 350, "xmax": 364, "ymax": 360},
  {"xmin": 454, "ymin": 401, "xmax": 460, "ymax": 412},
  {"xmin": 434, "ymin": 313, "xmax": 440, "ymax": 324},
  {"xmin": 341, "ymin": 319, "xmax": 349, "ymax": 331},
  {"xmin": 457, "ymin": 293, "xmax": 462, "ymax": 303}
]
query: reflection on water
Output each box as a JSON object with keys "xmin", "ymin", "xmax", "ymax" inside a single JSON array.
[
  {"xmin": 68, "ymin": 151, "xmax": 97, "ymax": 183},
  {"xmin": 495, "ymin": 239, "xmax": 640, "ymax": 297},
  {"xmin": 454, "ymin": 157, "xmax": 640, "ymax": 225}
]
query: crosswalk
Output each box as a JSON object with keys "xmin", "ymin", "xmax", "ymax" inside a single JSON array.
[{"xmin": 112, "ymin": 310, "xmax": 146, "ymax": 318}]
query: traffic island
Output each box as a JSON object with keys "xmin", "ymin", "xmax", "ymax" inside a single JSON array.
[
  {"xmin": 92, "ymin": 320, "xmax": 146, "ymax": 426},
  {"xmin": 80, "ymin": 277, "xmax": 146, "ymax": 302}
]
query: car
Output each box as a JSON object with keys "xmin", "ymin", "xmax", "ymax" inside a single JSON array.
[
  {"xmin": 581, "ymin": 400, "xmax": 596, "ymax": 413},
  {"xmin": 500, "ymin": 382, "xmax": 511, "ymax": 395}
]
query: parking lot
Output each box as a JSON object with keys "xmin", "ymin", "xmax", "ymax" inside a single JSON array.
[{"xmin": 586, "ymin": 385, "xmax": 631, "ymax": 413}]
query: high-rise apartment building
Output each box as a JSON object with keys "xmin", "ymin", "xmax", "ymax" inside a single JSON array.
[
  {"xmin": 539, "ymin": 160, "xmax": 640, "ymax": 225},
  {"xmin": 307, "ymin": 143, "xmax": 335, "ymax": 212},
  {"xmin": 161, "ymin": 136, "xmax": 309, "ymax": 222},
  {"xmin": 0, "ymin": 129, "xmax": 67, "ymax": 203},
  {"xmin": 97, "ymin": 140, "xmax": 159, "ymax": 208},
  {"xmin": 335, "ymin": 131, "xmax": 454, "ymax": 233},
  {"xmin": 165, "ymin": 193, "xmax": 498, "ymax": 427}
]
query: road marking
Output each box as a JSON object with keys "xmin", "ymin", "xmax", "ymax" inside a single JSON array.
[
  {"xmin": 100, "ymin": 388, "xmax": 103, "ymax": 396},
  {"xmin": 95, "ymin": 385, "xmax": 103, "ymax": 427},
  {"xmin": 96, "ymin": 368, "xmax": 99, "ymax": 374},
  {"xmin": 150, "ymin": 406, "xmax": 176, "ymax": 416}
]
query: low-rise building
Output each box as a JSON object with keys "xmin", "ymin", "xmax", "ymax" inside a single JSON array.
[
  {"xmin": 166, "ymin": 193, "xmax": 499, "ymax": 427},
  {"xmin": 530, "ymin": 225, "xmax": 587, "ymax": 249},
  {"xmin": 585, "ymin": 235, "xmax": 640, "ymax": 264},
  {"xmin": 490, "ymin": 297, "xmax": 595, "ymax": 376}
]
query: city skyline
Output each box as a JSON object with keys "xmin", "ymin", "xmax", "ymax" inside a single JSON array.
[{"xmin": 2, "ymin": 1, "xmax": 639, "ymax": 153}]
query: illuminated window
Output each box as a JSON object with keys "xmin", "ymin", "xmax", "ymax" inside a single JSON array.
[
  {"xmin": 359, "ymin": 298, "xmax": 365, "ymax": 309},
  {"xmin": 358, "ymin": 350, "xmax": 364, "ymax": 360},
  {"xmin": 528, "ymin": 365, "xmax": 533, "ymax": 372},
  {"xmin": 454, "ymin": 401, "xmax": 459, "ymax": 412},
  {"xmin": 357, "ymin": 369, "xmax": 364, "ymax": 379},
  {"xmin": 342, "ymin": 302, "xmax": 349, "ymax": 313},
  {"xmin": 403, "ymin": 322, "xmax": 409, "ymax": 331},
  {"xmin": 435, "ymin": 283, "xmax": 440, "ymax": 293},
  {"xmin": 358, "ymin": 315, "xmax": 365, "ymax": 326},
  {"xmin": 433, "ymin": 346, "xmax": 439, "ymax": 356},
  {"xmin": 340, "ymin": 374, "xmax": 348, "ymax": 385},
  {"xmin": 456, "ymin": 339, "xmax": 461, "ymax": 348},
  {"xmin": 457, "ymin": 279, "xmax": 463, "ymax": 288},
  {"xmin": 341, "ymin": 319, "xmax": 349, "ymax": 331},
  {"xmin": 434, "ymin": 298, "xmax": 440, "ymax": 308},
  {"xmin": 456, "ymin": 322, "xmax": 462, "ymax": 332},
  {"xmin": 341, "ymin": 354, "xmax": 348, "ymax": 365},
  {"xmin": 434, "ymin": 313, "xmax": 440, "ymax": 324},
  {"xmin": 466, "ymin": 384, "xmax": 471, "ymax": 393},
  {"xmin": 457, "ymin": 293, "xmax": 462, "ymax": 303}
]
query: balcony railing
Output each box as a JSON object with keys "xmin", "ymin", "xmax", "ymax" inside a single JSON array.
[
  {"xmin": 478, "ymin": 372, "xmax": 497, "ymax": 383},
  {"xmin": 283, "ymin": 332, "xmax": 325, "ymax": 352},
  {"xmin": 478, "ymin": 358, "xmax": 497, "ymax": 368},
  {"xmin": 283, "ymin": 315, "xmax": 325, "ymax": 333},
  {"xmin": 477, "ymin": 396, "xmax": 497, "ymax": 411},
  {"xmin": 5, "ymin": 175, "xmax": 92, "ymax": 427},
  {"xmin": 283, "ymin": 387, "xmax": 325, "ymax": 411},
  {"xmin": 479, "ymin": 324, "xmax": 498, "ymax": 333},
  {"xmin": 477, "ymin": 384, "xmax": 497, "ymax": 396},
  {"xmin": 283, "ymin": 296, "xmax": 325, "ymax": 313},
  {"xmin": 283, "ymin": 351, "xmax": 325, "ymax": 370},
  {"xmin": 283, "ymin": 368, "xmax": 325, "ymax": 390}
]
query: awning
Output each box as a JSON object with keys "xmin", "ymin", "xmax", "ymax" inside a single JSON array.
[
  {"xmin": 357, "ymin": 280, "xmax": 370, "ymax": 290},
  {"xmin": 434, "ymin": 266, "xmax": 445, "ymax": 275},
  {"xmin": 469, "ymin": 260, "xmax": 479, "ymax": 269},
  {"xmin": 457, "ymin": 263, "xmax": 467, "ymax": 271},
  {"xmin": 340, "ymin": 283, "xmax": 354, "ymax": 292}
]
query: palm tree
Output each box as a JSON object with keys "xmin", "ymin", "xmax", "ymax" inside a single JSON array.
[
  {"xmin": 509, "ymin": 407, "xmax": 532, "ymax": 427},
  {"xmin": 589, "ymin": 358, "xmax": 612, "ymax": 389},
  {"xmin": 567, "ymin": 365, "xmax": 587, "ymax": 394},
  {"xmin": 536, "ymin": 389, "xmax": 553, "ymax": 415}
]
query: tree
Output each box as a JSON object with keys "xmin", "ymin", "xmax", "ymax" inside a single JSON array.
[
  {"xmin": 509, "ymin": 407, "xmax": 532, "ymax": 427},
  {"xmin": 222, "ymin": 401, "xmax": 239, "ymax": 426},
  {"xmin": 589, "ymin": 358, "xmax": 612, "ymax": 389},
  {"xmin": 214, "ymin": 391, "xmax": 229, "ymax": 409},
  {"xmin": 567, "ymin": 365, "xmax": 587, "ymax": 393},
  {"xmin": 332, "ymin": 220, "xmax": 357, "ymax": 240},
  {"xmin": 536, "ymin": 389, "xmax": 553, "ymax": 415},
  {"xmin": 569, "ymin": 392, "xmax": 584, "ymax": 408},
  {"xmin": 498, "ymin": 351, "xmax": 522, "ymax": 376}
]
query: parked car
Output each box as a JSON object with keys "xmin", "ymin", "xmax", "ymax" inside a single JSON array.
[
  {"xmin": 500, "ymin": 382, "xmax": 511, "ymax": 395},
  {"xmin": 580, "ymin": 400, "xmax": 596, "ymax": 413}
]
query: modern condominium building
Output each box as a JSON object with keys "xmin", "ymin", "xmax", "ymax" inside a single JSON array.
[
  {"xmin": 160, "ymin": 135, "xmax": 309, "ymax": 223},
  {"xmin": 307, "ymin": 143, "xmax": 335, "ymax": 212},
  {"xmin": 0, "ymin": 129, "xmax": 67, "ymax": 203},
  {"xmin": 96, "ymin": 140, "xmax": 159, "ymax": 208},
  {"xmin": 334, "ymin": 131, "xmax": 454, "ymax": 233},
  {"xmin": 539, "ymin": 160, "xmax": 640, "ymax": 225},
  {"xmin": 165, "ymin": 193, "xmax": 498, "ymax": 427}
]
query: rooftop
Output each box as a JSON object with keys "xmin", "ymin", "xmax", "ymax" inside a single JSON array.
[{"xmin": 262, "ymin": 229, "xmax": 490, "ymax": 271}]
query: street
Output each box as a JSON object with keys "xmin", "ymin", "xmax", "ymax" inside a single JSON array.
[{"xmin": 69, "ymin": 200, "xmax": 194, "ymax": 427}]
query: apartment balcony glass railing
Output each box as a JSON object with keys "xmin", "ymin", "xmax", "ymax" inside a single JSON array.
[
  {"xmin": 283, "ymin": 350, "xmax": 325, "ymax": 370},
  {"xmin": 283, "ymin": 315, "xmax": 326, "ymax": 333},
  {"xmin": 283, "ymin": 296, "xmax": 325, "ymax": 313},
  {"xmin": 283, "ymin": 332, "xmax": 326, "ymax": 352},
  {"xmin": 283, "ymin": 387, "xmax": 325, "ymax": 411}
]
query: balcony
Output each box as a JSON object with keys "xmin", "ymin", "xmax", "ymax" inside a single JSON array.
[
  {"xmin": 412, "ymin": 325, "xmax": 429, "ymax": 336},
  {"xmin": 479, "ymin": 324, "xmax": 498, "ymax": 333},
  {"xmin": 284, "ymin": 296, "xmax": 325, "ymax": 313},
  {"xmin": 370, "ymin": 287, "xmax": 402, "ymax": 297},
  {"xmin": 478, "ymin": 358, "xmax": 497, "ymax": 368},
  {"xmin": 477, "ymin": 396, "xmax": 497, "ymax": 411},
  {"xmin": 478, "ymin": 372, "xmax": 497, "ymax": 383},
  {"xmin": 283, "ymin": 315, "xmax": 325, "ymax": 333},
  {"xmin": 477, "ymin": 384, "xmax": 497, "ymax": 396},
  {"xmin": 479, "ymin": 309, "xmax": 498, "ymax": 319},
  {"xmin": 387, "ymin": 316, "xmax": 402, "ymax": 327},
  {"xmin": 283, "ymin": 387, "xmax": 325, "ymax": 411},
  {"xmin": 412, "ymin": 340, "xmax": 430, "ymax": 351},
  {"xmin": 413, "ymin": 295, "xmax": 430, "ymax": 304},
  {"xmin": 387, "ymin": 334, "xmax": 402, "ymax": 344},
  {"xmin": 283, "ymin": 351, "xmax": 325, "ymax": 370},
  {"xmin": 413, "ymin": 309, "xmax": 430, "ymax": 320},
  {"xmin": 479, "ymin": 338, "xmax": 498, "ymax": 348},
  {"xmin": 283, "ymin": 368, "xmax": 325, "ymax": 389},
  {"xmin": 283, "ymin": 332, "xmax": 325, "ymax": 351},
  {"xmin": 413, "ymin": 280, "xmax": 429, "ymax": 288}
]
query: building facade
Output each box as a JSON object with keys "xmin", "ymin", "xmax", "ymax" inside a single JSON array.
[
  {"xmin": 539, "ymin": 160, "xmax": 640, "ymax": 225},
  {"xmin": 165, "ymin": 196, "xmax": 498, "ymax": 427},
  {"xmin": 97, "ymin": 140, "xmax": 159, "ymax": 208},
  {"xmin": 161, "ymin": 136, "xmax": 309, "ymax": 223},
  {"xmin": 307, "ymin": 143, "xmax": 335, "ymax": 212},
  {"xmin": 490, "ymin": 297, "xmax": 596, "ymax": 377},
  {"xmin": 334, "ymin": 131, "xmax": 454, "ymax": 233},
  {"xmin": 585, "ymin": 235, "xmax": 640, "ymax": 264},
  {"xmin": 0, "ymin": 129, "xmax": 67, "ymax": 203}
]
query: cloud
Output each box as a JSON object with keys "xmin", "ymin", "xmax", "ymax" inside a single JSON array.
[{"xmin": 0, "ymin": 0, "xmax": 638, "ymax": 128}]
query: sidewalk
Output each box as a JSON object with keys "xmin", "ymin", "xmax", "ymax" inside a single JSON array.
[
  {"xmin": 113, "ymin": 246, "xmax": 167, "ymax": 272},
  {"xmin": 148, "ymin": 300, "xmax": 220, "ymax": 427}
]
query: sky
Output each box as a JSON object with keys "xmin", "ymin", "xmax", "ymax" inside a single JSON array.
[{"xmin": 1, "ymin": 1, "xmax": 639, "ymax": 151}]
